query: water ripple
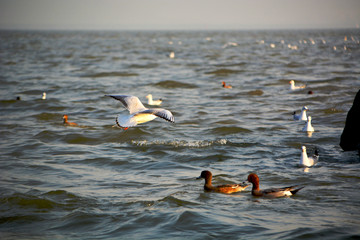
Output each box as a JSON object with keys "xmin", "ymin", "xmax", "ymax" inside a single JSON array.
[{"xmin": 1, "ymin": 29, "xmax": 359, "ymax": 240}]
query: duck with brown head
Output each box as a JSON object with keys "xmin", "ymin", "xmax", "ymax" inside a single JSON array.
[
  {"xmin": 247, "ymin": 173, "xmax": 304, "ymax": 198},
  {"xmin": 63, "ymin": 114, "xmax": 78, "ymax": 126},
  {"xmin": 222, "ymin": 81, "xmax": 232, "ymax": 89},
  {"xmin": 197, "ymin": 170, "xmax": 249, "ymax": 194}
]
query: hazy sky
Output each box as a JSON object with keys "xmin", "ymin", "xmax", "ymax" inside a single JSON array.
[{"xmin": 1, "ymin": 0, "xmax": 359, "ymax": 30}]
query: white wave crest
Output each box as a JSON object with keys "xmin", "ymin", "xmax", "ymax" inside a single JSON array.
[{"xmin": 131, "ymin": 139, "xmax": 227, "ymax": 148}]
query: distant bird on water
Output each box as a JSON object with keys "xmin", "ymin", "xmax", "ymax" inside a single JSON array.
[
  {"xmin": 197, "ymin": 170, "xmax": 249, "ymax": 194},
  {"xmin": 63, "ymin": 114, "xmax": 78, "ymax": 126},
  {"xmin": 289, "ymin": 80, "xmax": 306, "ymax": 90},
  {"xmin": 146, "ymin": 94, "xmax": 162, "ymax": 106},
  {"xmin": 105, "ymin": 95, "xmax": 174, "ymax": 130},
  {"xmin": 222, "ymin": 81, "xmax": 232, "ymax": 89},
  {"xmin": 42, "ymin": 92, "xmax": 46, "ymax": 100}
]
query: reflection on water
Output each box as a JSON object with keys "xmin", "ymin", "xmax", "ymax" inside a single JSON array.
[{"xmin": 306, "ymin": 131, "xmax": 314, "ymax": 137}]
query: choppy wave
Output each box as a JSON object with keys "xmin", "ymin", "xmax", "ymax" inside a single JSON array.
[
  {"xmin": 81, "ymin": 71, "xmax": 138, "ymax": 78},
  {"xmin": 131, "ymin": 139, "xmax": 228, "ymax": 148},
  {"xmin": 153, "ymin": 80, "xmax": 197, "ymax": 88},
  {"xmin": 209, "ymin": 126, "xmax": 252, "ymax": 135},
  {"xmin": 0, "ymin": 190, "xmax": 92, "ymax": 213},
  {"xmin": 247, "ymin": 89, "xmax": 264, "ymax": 96},
  {"xmin": 205, "ymin": 68, "xmax": 243, "ymax": 76},
  {"xmin": 128, "ymin": 63, "xmax": 159, "ymax": 69}
]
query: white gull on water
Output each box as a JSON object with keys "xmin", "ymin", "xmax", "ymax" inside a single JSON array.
[
  {"xmin": 146, "ymin": 94, "xmax": 163, "ymax": 106},
  {"xmin": 293, "ymin": 106, "xmax": 308, "ymax": 121},
  {"xmin": 106, "ymin": 95, "xmax": 174, "ymax": 130},
  {"xmin": 300, "ymin": 146, "xmax": 319, "ymax": 167},
  {"xmin": 302, "ymin": 116, "xmax": 315, "ymax": 132},
  {"xmin": 289, "ymin": 80, "xmax": 306, "ymax": 90}
]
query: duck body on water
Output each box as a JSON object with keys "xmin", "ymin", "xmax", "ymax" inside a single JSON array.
[
  {"xmin": 197, "ymin": 171, "xmax": 249, "ymax": 194},
  {"xmin": 63, "ymin": 114, "xmax": 78, "ymax": 126},
  {"xmin": 222, "ymin": 81, "xmax": 233, "ymax": 89},
  {"xmin": 247, "ymin": 173, "xmax": 304, "ymax": 198}
]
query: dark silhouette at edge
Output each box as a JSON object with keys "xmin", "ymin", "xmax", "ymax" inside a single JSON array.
[{"xmin": 340, "ymin": 89, "xmax": 360, "ymax": 154}]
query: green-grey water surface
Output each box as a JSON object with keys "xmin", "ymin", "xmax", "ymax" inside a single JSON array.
[{"xmin": 0, "ymin": 29, "xmax": 360, "ymax": 239}]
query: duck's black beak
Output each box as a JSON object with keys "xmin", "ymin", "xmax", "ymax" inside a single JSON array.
[{"xmin": 196, "ymin": 176, "xmax": 202, "ymax": 180}]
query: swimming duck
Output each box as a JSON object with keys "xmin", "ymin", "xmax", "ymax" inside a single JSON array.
[
  {"xmin": 105, "ymin": 95, "xmax": 174, "ymax": 130},
  {"xmin": 197, "ymin": 170, "xmax": 249, "ymax": 194},
  {"xmin": 302, "ymin": 116, "xmax": 314, "ymax": 132},
  {"xmin": 289, "ymin": 80, "xmax": 306, "ymax": 90},
  {"xmin": 247, "ymin": 173, "xmax": 304, "ymax": 197},
  {"xmin": 222, "ymin": 81, "xmax": 232, "ymax": 89},
  {"xmin": 63, "ymin": 114, "xmax": 78, "ymax": 126},
  {"xmin": 300, "ymin": 146, "xmax": 319, "ymax": 167},
  {"xmin": 146, "ymin": 94, "xmax": 163, "ymax": 106},
  {"xmin": 42, "ymin": 92, "xmax": 46, "ymax": 100},
  {"xmin": 293, "ymin": 106, "xmax": 308, "ymax": 121}
]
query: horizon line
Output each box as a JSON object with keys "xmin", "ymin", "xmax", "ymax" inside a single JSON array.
[{"xmin": 0, "ymin": 26, "xmax": 359, "ymax": 32}]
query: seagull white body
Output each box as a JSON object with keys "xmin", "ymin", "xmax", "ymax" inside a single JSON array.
[
  {"xmin": 302, "ymin": 116, "xmax": 314, "ymax": 132},
  {"xmin": 293, "ymin": 106, "xmax": 308, "ymax": 121},
  {"xmin": 146, "ymin": 94, "xmax": 162, "ymax": 106},
  {"xmin": 300, "ymin": 146, "xmax": 319, "ymax": 167},
  {"xmin": 106, "ymin": 95, "xmax": 174, "ymax": 129},
  {"xmin": 42, "ymin": 92, "xmax": 46, "ymax": 100},
  {"xmin": 290, "ymin": 80, "xmax": 306, "ymax": 90},
  {"xmin": 222, "ymin": 42, "xmax": 238, "ymax": 48}
]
